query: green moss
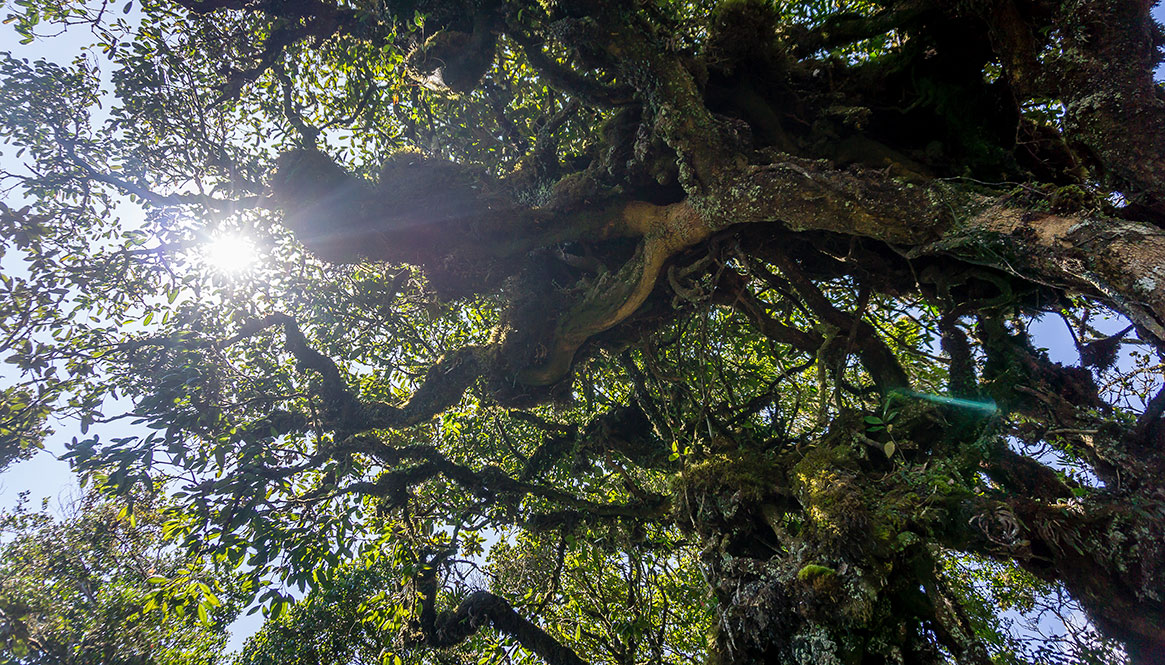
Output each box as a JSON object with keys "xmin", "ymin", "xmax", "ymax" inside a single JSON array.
[
  {"xmin": 791, "ymin": 443, "xmax": 874, "ymax": 545},
  {"xmin": 679, "ymin": 447, "xmax": 782, "ymax": 503},
  {"xmin": 1049, "ymin": 184, "xmax": 1094, "ymax": 213},
  {"xmin": 797, "ymin": 564, "xmax": 838, "ymax": 582}
]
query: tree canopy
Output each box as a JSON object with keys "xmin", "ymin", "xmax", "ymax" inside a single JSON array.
[
  {"xmin": 0, "ymin": 492, "xmax": 237, "ymax": 664},
  {"xmin": 1, "ymin": 0, "xmax": 1165, "ymax": 663}
]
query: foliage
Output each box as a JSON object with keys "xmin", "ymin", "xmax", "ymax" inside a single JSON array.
[
  {"xmin": 1, "ymin": 0, "xmax": 1164, "ymax": 664},
  {"xmin": 232, "ymin": 558, "xmax": 399, "ymax": 665},
  {"xmin": 0, "ymin": 386, "xmax": 51, "ymax": 471},
  {"xmin": 0, "ymin": 492, "xmax": 238, "ymax": 665}
]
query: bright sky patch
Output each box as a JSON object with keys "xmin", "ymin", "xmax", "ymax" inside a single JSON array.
[{"xmin": 202, "ymin": 233, "xmax": 257, "ymax": 274}]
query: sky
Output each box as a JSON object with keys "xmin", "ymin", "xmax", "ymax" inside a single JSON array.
[{"xmin": 1, "ymin": 0, "xmax": 1164, "ymax": 656}]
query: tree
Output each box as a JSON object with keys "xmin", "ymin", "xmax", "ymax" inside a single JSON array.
[
  {"xmin": 0, "ymin": 492, "xmax": 237, "ymax": 664},
  {"xmin": 1, "ymin": 0, "xmax": 1164, "ymax": 663}
]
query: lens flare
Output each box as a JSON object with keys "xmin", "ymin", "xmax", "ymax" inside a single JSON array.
[{"xmin": 900, "ymin": 390, "xmax": 998, "ymax": 414}]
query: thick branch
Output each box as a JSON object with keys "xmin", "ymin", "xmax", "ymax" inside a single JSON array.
[
  {"xmin": 789, "ymin": 2, "xmax": 930, "ymax": 57},
  {"xmin": 700, "ymin": 157, "xmax": 1165, "ymax": 351},
  {"xmin": 518, "ymin": 201, "xmax": 712, "ymax": 385},
  {"xmin": 709, "ymin": 157, "xmax": 951, "ymax": 244},
  {"xmin": 718, "ymin": 280, "xmax": 823, "ymax": 354},
  {"xmin": 925, "ymin": 207, "xmax": 1165, "ymax": 345},
  {"xmin": 223, "ymin": 314, "xmax": 483, "ymax": 432},
  {"xmin": 340, "ymin": 439, "xmax": 668, "ymax": 523},
  {"xmin": 508, "ymin": 32, "xmax": 633, "ymax": 109},
  {"xmin": 976, "ymin": 0, "xmax": 1165, "ymax": 208},
  {"xmin": 981, "ymin": 446, "xmax": 1074, "ymax": 502},
  {"xmin": 764, "ymin": 251, "xmax": 909, "ymax": 391},
  {"xmin": 954, "ymin": 493, "xmax": 1165, "ymax": 658},
  {"xmin": 423, "ymin": 590, "xmax": 589, "ymax": 665},
  {"xmin": 1043, "ymin": 1, "xmax": 1165, "ymax": 207}
]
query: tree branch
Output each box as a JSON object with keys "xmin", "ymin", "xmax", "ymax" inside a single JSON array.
[
  {"xmin": 339, "ymin": 438, "xmax": 668, "ymax": 524},
  {"xmin": 423, "ymin": 588, "xmax": 590, "ymax": 665},
  {"xmin": 765, "ymin": 251, "xmax": 909, "ymax": 391},
  {"xmin": 507, "ymin": 32, "xmax": 633, "ymax": 109},
  {"xmin": 221, "ymin": 314, "xmax": 484, "ymax": 432}
]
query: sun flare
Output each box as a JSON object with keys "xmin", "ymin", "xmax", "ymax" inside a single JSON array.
[{"xmin": 203, "ymin": 233, "xmax": 257, "ymax": 274}]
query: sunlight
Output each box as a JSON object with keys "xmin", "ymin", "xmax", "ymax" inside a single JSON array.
[{"xmin": 202, "ymin": 233, "xmax": 257, "ymax": 274}]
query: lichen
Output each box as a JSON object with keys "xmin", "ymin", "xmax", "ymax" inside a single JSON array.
[{"xmin": 789, "ymin": 625, "xmax": 844, "ymax": 665}]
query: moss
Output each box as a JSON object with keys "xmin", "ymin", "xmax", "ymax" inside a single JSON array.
[
  {"xmin": 791, "ymin": 421, "xmax": 975, "ymax": 558},
  {"xmin": 1048, "ymin": 184, "xmax": 1094, "ymax": 213},
  {"xmin": 797, "ymin": 564, "xmax": 837, "ymax": 582},
  {"xmin": 679, "ymin": 447, "xmax": 783, "ymax": 503},
  {"xmin": 791, "ymin": 442, "xmax": 880, "ymax": 553},
  {"xmin": 671, "ymin": 447, "xmax": 787, "ymax": 534}
]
